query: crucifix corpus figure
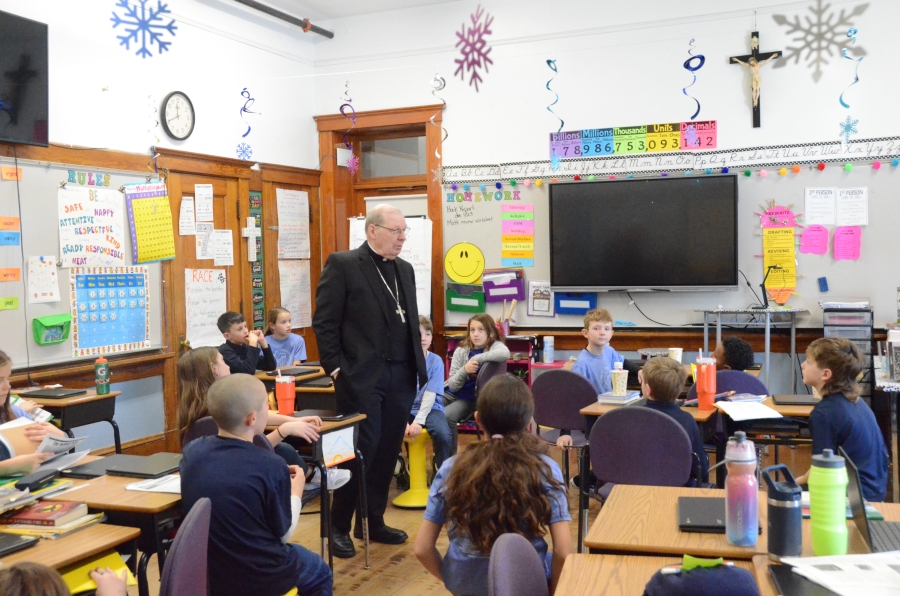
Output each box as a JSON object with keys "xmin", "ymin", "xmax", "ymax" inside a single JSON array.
[{"xmin": 730, "ymin": 31, "xmax": 781, "ymax": 128}]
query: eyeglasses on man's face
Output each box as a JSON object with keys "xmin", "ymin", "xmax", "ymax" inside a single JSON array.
[{"xmin": 374, "ymin": 224, "xmax": 410, "ymax": 237}]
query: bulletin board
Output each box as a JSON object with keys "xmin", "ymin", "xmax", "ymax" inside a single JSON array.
[
  {"xmin": 0, "ymin": 159, "xmax": 164, "ymax": 368},
  {"xmin": 442, "ymin": 168, "xmax": 900, "ymax": 328}
]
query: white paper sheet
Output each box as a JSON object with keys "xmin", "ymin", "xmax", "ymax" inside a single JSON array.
[
  {"xmin": 278, "ymin": 260, "xmax": 311, "ymax": 328},
  {"xmin": 185, "ymin": 269, "xmax": 226, "ymax": 348},
  {"xmin": 126, "ymin": 475, "xmax": 181, "ymax": 494},
  {"xmin": 58, "ymin": 186, "xmax": 127, "ymax": 267},
  {"xmin": 37, "ymin": 434, "xmax": 86, "ymax": 455},
  {"xmin": 194, "ymin": 184, "xmax": 214, "ymax": 222},
  {"xmin": 804, "ymin": 188, "xmax": 836, "ymax": 226},
  {"xmin": 179, "ymin": 196, "xmax": 196, "ymax": 235},
  {"xmin": 27, "ymin": 256, "xmax": 60, "ymax": 303},
  {"xmin": 715, "ymin": 401, "xmax": 783, "ymax": 422},
  {"xmin": 836, "ymin": 187, "xmax": 868, "ymax": 226},
  {"xmin": 276, "ymin": 189, "xmax": 310, "ymax": 259},
  {"xmin": 195, "ymin": 223, "xmax": 214, "ymax": 259},
  {"xmin": 781, "ymin": 552, "xmax": 900, "ymax": 596},
  {"xmin": 527, "ymin": 280, "xmax": 555, "ymax": 317},
  {"xmin": 211, "ymin": 229, "xmax": 234, "ymax": 266},
  {"xmin": 37, "ymin": 450, "xmax": 89, "ymax": 473}
]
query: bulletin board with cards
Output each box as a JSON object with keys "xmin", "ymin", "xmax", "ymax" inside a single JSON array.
[{"xmin": 0, "ymin": 160, "xmax": 164, "ymax": 368}]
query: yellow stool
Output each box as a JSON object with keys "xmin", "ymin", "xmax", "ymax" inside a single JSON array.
[
  {"xmin": 392, "ymin": 429, "xmax": 431, "ymax": 508},
  {"xmin": 283, "ymin": 589, "xmax": 298, "ymax": 596}
]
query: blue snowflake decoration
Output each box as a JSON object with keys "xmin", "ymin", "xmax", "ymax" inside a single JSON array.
[
  {"xmin": 236, "ymin": 142, "xmax": 253, "ymax": 161},
  {"xmin": 839, "ymin": 115, "xmax": 859, "ymax": 144},
  {"xmin": 550, "ymin": 151, "xmax": 561, "ymax": 172},
  {"xmin": 111, "ymin": 0, "xmax": 177, "ymax": 59}
]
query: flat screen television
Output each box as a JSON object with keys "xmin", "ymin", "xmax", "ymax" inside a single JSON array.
[
  {"xmin": 549, "ymin": 175, "xmax": 738, "ymax": 291},
  {"xmin": 0, "ymin": 10, "xmax": 49, "ymax": 146}
]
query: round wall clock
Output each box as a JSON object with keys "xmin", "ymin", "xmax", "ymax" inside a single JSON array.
[{"xmin": 161, "ymin": 91, "xmax": 195, "ymax": 140}]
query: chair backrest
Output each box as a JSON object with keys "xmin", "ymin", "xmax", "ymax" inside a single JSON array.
[
  {"xmin": 475, "ymin": 360, "xmax": 508, "ymax": 395},
  {"xmin": 184, "ymin": 415, "xmax": 273, "ymax": 452},
  {"xmin": 160, "ymin": 497, "xmax": 211, "ymax": 596},
  {"xmin": 686, "ymin": 370, "xmax": 769, "ymax": 401},
  {"xmin": 589, "ymin": 406, "xmax": 693, "ymax": 487},
  {"xmin": 532, "ymin": 369, "xmax": 598, "ymax": 432},
  {"xmin": 488, "ymin": 533, "xmax": 550, "ymax": 596}
]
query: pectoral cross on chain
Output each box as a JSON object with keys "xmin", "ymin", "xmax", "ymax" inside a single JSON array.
[{"xmin": 396, "ymin": 304, "xmax": 406, "ymax": 323}]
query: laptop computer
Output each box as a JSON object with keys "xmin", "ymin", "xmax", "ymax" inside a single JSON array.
[
  {"xmin": 266, "ymin": 366, "xmax": 319, "ymax": 378},
  {"xmin": 297, "ymin": 376, "xmax": 334, "ymax": 388},
  {"xmin": 772, "ymin": 394, "xmax": 818, "ymax": 406},
  {"xmin": 105, "ymin": 453, "xmax": 182, "ymax": 479},
  {"xmin": 0, "ymin": 533, "xmax": 39, "ymax": 557},
  {"xmin": 61, "ymin": 454, "xmax": 143, "ymax": 479},
  {"xmin": 17, "ymin": 388, "xmax": 87, "ymax": 399},
  {"xmin": 677, "ymin": 496, "xmax": 762, "ymax": 534},
  {"xmin": 843, "ymin": 446, "xmax": 900, "ymax": 552},
  {"xmin": 769, "ymin": 564, "xmax": 839, "ymax": 596}
]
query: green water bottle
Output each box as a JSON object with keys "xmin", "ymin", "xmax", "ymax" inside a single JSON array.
[
  {"xmin": 95, "ymin": 356, "xmax": 110, "ymax": 396},
  {"xmin": 808, "ymin": 448, "xmax": 848, "ymax": 555}
]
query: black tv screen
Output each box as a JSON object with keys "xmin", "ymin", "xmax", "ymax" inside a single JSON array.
[
  {"xmin": 0, "ymin": 10, "xmax": 49, "ymax": 146},
  {"xmin": 549, "ymin": 175, "xmax": 738, "ymax": 290}
]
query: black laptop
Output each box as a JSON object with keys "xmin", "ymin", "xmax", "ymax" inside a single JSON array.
[
  {"xmin": 297, "ymin": 376, "xmax": 334, "ymax": 388},
  {"xmin": 843, "ymin": 446, "xmax": 900, "ymax": 552},
  {"xmin": 62, "ymin": 454, "xmax": 144, "ymax": 479},
  {"xmin": 17, "ymin": 388, "xmax": 87, "ymax": 399},
  {"xmin": 0, "ymin": 534, "xmax": 38, "ymax": 557},
  {"xmin": 105, "ymin": 453, "xmax": 182, "ymax": 479},
  {"xmin": 266, "ymin": 366, "xmax": 319, "ymax": 378},
  {"xmin": 772, "ymin": 394, "xmax": 818, "ymax": 406},
  {"xmin": 769, "ymin": 564, "xmax": 839, "ymax": 596},
  {"xmin": 677, "ymin": 497, "xmax": 761, "ymax": 534}
]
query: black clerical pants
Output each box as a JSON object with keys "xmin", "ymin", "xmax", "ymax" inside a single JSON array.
[{"xmin": 331, "ymin": 360, "xmax": 416, "ymax": 533}]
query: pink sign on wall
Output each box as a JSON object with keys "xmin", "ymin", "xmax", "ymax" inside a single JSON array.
[
  {"xmin": 833, "ymin": 226, "xmax": 861, "ymax": 261},
  {"xmin": 799, "ymin": 225, "xmax": 828, "ymax": 255}
]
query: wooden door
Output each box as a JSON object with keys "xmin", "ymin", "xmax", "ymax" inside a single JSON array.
[{"xmin": 166, "ymin": 172, "xmax": 243, "ymax": 355}]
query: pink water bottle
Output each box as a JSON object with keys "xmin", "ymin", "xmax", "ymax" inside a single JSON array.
[{"xmin": 725, "ymin": 431, "xmax": 758, "ymax": 546}]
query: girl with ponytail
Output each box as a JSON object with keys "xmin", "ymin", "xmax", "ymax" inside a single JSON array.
[{"xmin": 414, "ymin": 374, "xmax": 572, "ymax": 595}]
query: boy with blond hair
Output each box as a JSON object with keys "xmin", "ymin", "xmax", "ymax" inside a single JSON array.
[{"xmin": 640, "ymin": 357, "xmax": 709, "ymax": 484}]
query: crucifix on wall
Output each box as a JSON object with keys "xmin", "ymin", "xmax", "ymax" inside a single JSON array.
[
  {"xmin": 730, "ymin": 31, "xmax": 781, "ymax": 128},
  {"xmin": 242, "ymin": 216, "xmax": 261, "ymax": 262}
]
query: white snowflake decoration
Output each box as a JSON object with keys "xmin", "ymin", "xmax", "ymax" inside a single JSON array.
[
  {"xmin": 432, "ymin": 165, "xmax": 444, "ymax": 183},
  {"xmin": 772, "ymin": 0, "xmax": 868, "ymax": 82},
  {"xmin": 236, "ymin": 143, "xmax": 253, "ymax": 161},
  {"xmin": 111, "ymin": 0, "xmax": 177, "ymax": 59},
  {"xmin": 839, "ymin": 115, "xmax": 859, "ymax": 144},
  {"xmin": 454, "ymin": 5, "xmax": 493, "ymax": 92}
]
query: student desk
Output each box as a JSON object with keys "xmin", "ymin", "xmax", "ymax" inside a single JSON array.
[
  {"xmin": 14, "ymin": 389, "xmax": 123, "ymax": 453},
  {"xmin": 43, "ymin": 471, "xmax": 182, "ymax": 596},
  {"xmin": 556, "ymin": 554, "xmax": 758, "ymax": 596},
  {"xmin": 0, "ymin": 523, "xmax": 140, "ymax": 570},
  {"xmin": 584, "ymin": 485, "xmax": 874, "ymax": 559},
  {"xmin": 874, "ymin": 356, "xmax": 900, "ymax": 503},
  {"xmin": 257, "ymin": 366, "xmax": 336, "ymax": 411}
]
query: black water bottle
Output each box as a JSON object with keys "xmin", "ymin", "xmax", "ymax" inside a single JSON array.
[{"xmin": 761, "ymin": 464, "xmax": 802, "ymax": 561}]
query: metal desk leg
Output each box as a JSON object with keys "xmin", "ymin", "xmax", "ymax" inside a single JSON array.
[
  {"xmin": 790, "ymin": 314, "xmax": 797, "ymax": 393},
  {"xmin": 107, "ymin": 418, "xmax": 122, "ymax": 454},
  {"xmin": 703, "ymin": 314, "xmax": 709, "ymax": 355},
  {"xmin": 764, "ymin": 312, "xmax": 771, "ymax": 390},
  {"xmin": 314, "ymin": 461, "xmax": 330, "ymax": 565},
  {"xmin": 577, "ymin": 446, "xmax": 589, "ymax": 554},
  {"xmin": 137, "ymin": 552, "xmax": 151, "ymax": 596},
  {"xmin": 355, "ymin": 448, "xmax": 369, "ymax": 570}
]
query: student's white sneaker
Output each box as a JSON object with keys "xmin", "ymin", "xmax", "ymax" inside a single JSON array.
[{"xmin": 305, "ymin": 468, "xmax": 352, "ymax": 491}]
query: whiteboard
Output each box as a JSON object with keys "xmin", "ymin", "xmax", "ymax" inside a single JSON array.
[
  {"xmin": 442, "ymin": 170, "xmax": 900, "ymax": 328},
  {"xmin": 349, "ymin": 216, "xmax": 433, "ymax": 317},
  {"xmin": 0, "ymin": 160, "xmax": 164, "ymax": 368}
]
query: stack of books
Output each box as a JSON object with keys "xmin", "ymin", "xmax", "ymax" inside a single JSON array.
[
  {"xmin": 0, "ymin": 500, "xmax": 106, "ymax": 539},
  {"xmin": 597, "ymin": 390, "xmax": 642, "ymax": 406}
]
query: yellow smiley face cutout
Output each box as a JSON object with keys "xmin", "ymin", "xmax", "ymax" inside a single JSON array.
[{"xmin": 444, "ymin": 242, "xmax": 485, "ymax": 284}]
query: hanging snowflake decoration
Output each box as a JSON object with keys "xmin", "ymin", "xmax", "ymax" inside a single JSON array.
[
  {"xmin": 346, "ymin": 153, "xmax": 360, "ymax": 176},
  {"xmin": 111, "ymin": 0, "xmax": 177, "ymax": 59},
  {"xmin": 432, "ymin": 165, "xmax": 444, "ymax": 183},
  {"xmin": 839, "ymin": 115, "xmax": 859, "ymax": 144},
  {"xmin": 454, "ymin": 5, "xmax": 494, "ymax": 92},
  {"xmin": 236, "ymin": 142, "xmax": 253, "ymax": 161},
  {"xmin": 772, "ymin": 0, "xmax": 868, "ymax": 82}
]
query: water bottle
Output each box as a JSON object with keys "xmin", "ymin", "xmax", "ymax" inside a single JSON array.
[
  {"xmin": 725, "ymin": 431, "xmax": 758, "ymax": 546},
  {"xmin": 809, "ymin": 449, "xmax": 848, "ymax": 555},
  {"xmin": 543, "ymin": 336, "xmax": 554, "ymax": 364},
  {"xmin": 95, "ymin": 356, "xmax": 110, "ymax": 396},
  {"xmin": 761, "ymin": 464, "xmax": 802, "ymax": 560},
  {"xmin": 695, "ymin": 356, "xmax": 717, "ymax": 410}
]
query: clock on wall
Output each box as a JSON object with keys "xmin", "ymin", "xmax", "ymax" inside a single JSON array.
[{"xmin": 160, "ymin": 91, "xmax": 195, "ymax": 140}]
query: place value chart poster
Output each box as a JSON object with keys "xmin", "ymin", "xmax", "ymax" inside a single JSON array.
[{"xmin": 70, "ymin": 266, "xmax": 151, "ymax": 357}]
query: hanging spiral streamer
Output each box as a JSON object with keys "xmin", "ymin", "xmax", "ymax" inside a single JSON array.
[
  {"xmin": 546, "ymin": 60, "xmax": 563, "ymax": 134},
  {"xmin": 340, "ymin": 81, "xmax": 357, "ymax": 150},
  {"xmin": 147, "ymin": 94, "xmax": 160, "ymax": 145},
  {"xmin": 839, "ymin": 28, "xmax": 863, "ymax": 108},
  {"xmin": 239, "ymin": 88, "xmax": 260, "ymax": 138},
  {"xmin": 682, "ymin": 39, "xmax": 705, "ymax": 120},
  {"xmin": 430, "ymin": 74, "xmax": 448, "ymax": 159}
]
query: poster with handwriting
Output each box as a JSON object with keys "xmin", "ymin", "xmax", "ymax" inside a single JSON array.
[
  {"xmin": 185, "ymin": 268, "xmax": 226, "ymax": 348},
  {"xmin": 276, "ymin": 189, "xmax": 310, "ymax": 259},
  {"xmin": 58, "ymin": 187, "xmax": 126, "ymax": 268},
  {"xmin": 278, "ymin": 260, "xmax": 311, "ymax": 328},
  {"xmin": 125, "ymin": 183, "xmax": 176, "ymax": 263}
]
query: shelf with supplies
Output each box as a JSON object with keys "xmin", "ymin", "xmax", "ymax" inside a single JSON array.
[{"xmin": 823, "ymin": 306, "xmax": 874, "ymax": 401}]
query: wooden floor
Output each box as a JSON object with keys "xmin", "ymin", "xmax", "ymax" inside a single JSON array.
[{"xmin": 129, "ymin": 437, "xmax": 812, "ymax": 595}]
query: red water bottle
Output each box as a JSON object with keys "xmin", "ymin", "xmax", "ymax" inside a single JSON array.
[{"xmin": 696, "ymin": 356, "xmax": 716, "ymax": 410}]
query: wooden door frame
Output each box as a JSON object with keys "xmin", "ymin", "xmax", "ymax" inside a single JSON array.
[{"xmin": 314, "ymin": 104, "xmax": 446, "ymax": 354}]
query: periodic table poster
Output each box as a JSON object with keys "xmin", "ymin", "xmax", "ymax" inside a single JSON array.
[
  {"xmin": 70, "ymin": 266, "xmax": 151, "ymax": 357},
  {"xmin": 124, "ymin": 182, "xmax": 176, "ymax": 263}
]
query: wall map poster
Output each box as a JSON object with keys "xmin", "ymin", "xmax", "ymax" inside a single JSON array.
[
  {"xmin": 249, "ymin": 191, "xmax": 265, "ymax": 329},
  {"xmin": 125, "ymin": 182, "xmax": 176, "ymax": 263},
  {"xmin": 70, "ymin": 267, "xmax": 151, "ymax": 357}
]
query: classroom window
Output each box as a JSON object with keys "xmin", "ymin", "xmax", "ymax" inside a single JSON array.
[{"xmin": 360, "ymin": 136, "xmax": 426, "ymax": 178}]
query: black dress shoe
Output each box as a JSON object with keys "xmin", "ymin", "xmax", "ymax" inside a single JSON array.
[
  {"xmin": 353, "ymin": 524, "xmax": 408, "ymax": 544},
  {"xmin": 330, "ymin": 532, "xmax": 357, "ymax": 558}
]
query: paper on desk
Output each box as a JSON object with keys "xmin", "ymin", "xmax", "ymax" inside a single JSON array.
[
  {"xmin": 780, "ymin": 551, "xmax": 900, "ymax": 596},
  {"xmin": 715, "ymin": 401, "xmax": 783, "ymax": 422},
  {"xmin": 126, "ymin": 475, "xmax": 181, "ymax": 494},
  {"xmin": 37, "ymin": 450, "xmax": 89, "ymax": 472}
]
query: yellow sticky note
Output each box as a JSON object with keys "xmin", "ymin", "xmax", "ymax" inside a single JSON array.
[
  {"xmin": 1, "ymin": 167, "xmax": 22, "ymax": 181},
  {"xmin": 0, "ymin": 297, "xmax": 18, "ymax": 310}
]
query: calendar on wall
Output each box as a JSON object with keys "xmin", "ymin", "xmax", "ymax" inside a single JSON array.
[
  {"xmin": 125, "ymin": 182, "xmax": 176, "ymax": 263},
  {"xmin": 70, "ymin": 267, "xmax": 151, "ymax": 357}
]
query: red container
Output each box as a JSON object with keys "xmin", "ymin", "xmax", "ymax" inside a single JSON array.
[
  {"xmin": 695, "ymin": 358, "xmax": 717, "ymax": 410},
  {"xmin": 275, "ymin": 376, "xmax": 296, "ymax": 415}
]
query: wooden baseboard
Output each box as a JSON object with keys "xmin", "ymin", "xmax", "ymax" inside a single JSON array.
[{"xmin": 90, "ymin": 433, "xmax": 168, "ymax": 456}]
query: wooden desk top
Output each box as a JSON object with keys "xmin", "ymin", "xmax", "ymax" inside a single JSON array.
[
  {"xmin": 584, "ymin": 485, "xmax": 874, "ymax": 560},
  {"xmin": 43, "ymin": 473, "xmax": 181, "ymax": 514},
  {"xmin": 267, "ymin": 413, "xmax": 367, "ymax": 434},
  {"xmin": 681, "ymin": 364, "xmax": 761, "ymax": 379},
  {"xmin": 556, "ymin": 554, "xmax": 757, "ymax": 596},
  {"xmin": 760, "ymin": 397, "xmax": 814, "ymax": 418},
  {"xmin": 0, "ymin": 523, "xmax": 140, "ymax": 569},
  {"xmin": 12, "ymin": 389, "xmax": 121, "ymax": 407},
  {"xmin": 295, "ymin": 383, "xmax": 335, "ymax": 395},
  {"xmin": 255, "ymin": 366, "xmax": 326, "ymax": 383},
  {"xmin": 580, "ymin": 401, "xmax": 717, "ymax": 423}
]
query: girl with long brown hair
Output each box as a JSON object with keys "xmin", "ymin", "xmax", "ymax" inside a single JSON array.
[{"xmin": 415, "ymin": 374, "xmax": 572, "ymax": 596}]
